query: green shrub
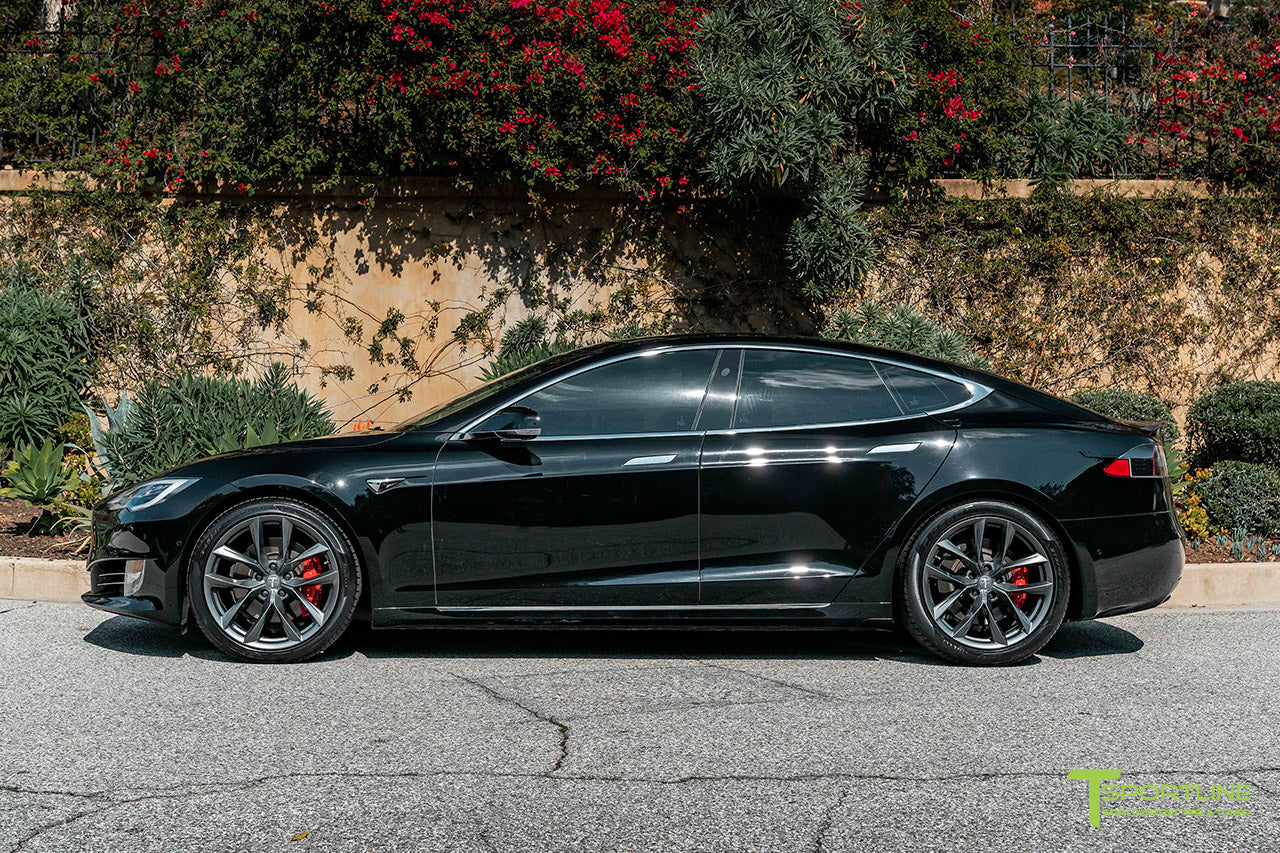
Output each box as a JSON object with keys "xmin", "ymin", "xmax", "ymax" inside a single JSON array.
[
  {"xmin": 1187, "ymin": 381, "xmax": 1280, "ymax": 467},
  {"xmin": 1191, "ymin": 461, "xmax": 1280, "ymax": 536},
  {"xmin": 478, "ymin": 317, "xmax": 576, "ymax": 381},
  {"xmin": 478, "ymin": 316, "xmax": 654, "ymax": 381},
  {"xmin": 88, "ymin": 364, "xmax": 335, "ymax": 489},
  {"xmin": 0, "ymin": 263, "xmax": 94, "ymax": 450},
  {"xmin": 1069, "ymin": 388, "xmax": 1179, "ymax": 443},
  {"xmin": 821, "ymin": 301, "xmax": 988, "ymax": 367}
]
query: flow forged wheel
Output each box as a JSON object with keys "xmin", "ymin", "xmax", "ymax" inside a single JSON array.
[
  {"xmin": 187, "ymin": 498, "xmax": 360, "ymax": 663},
  {"xmin": 900, "ymin": 501, "xmax": 1070, "ymax": 666}
]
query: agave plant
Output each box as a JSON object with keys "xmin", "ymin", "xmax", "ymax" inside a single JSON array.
[{"xmin": 0, "ymin": 440, "xmax": 79, "ymax": 533}]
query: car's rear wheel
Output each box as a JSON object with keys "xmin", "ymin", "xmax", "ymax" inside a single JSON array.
[
  {"xmin": 187, "ymin": 498, "xmax": 360, "ymax": 663},
  {"xmin": 899, "ymin": 500, "xmax": 1069, "ymax": 666}
]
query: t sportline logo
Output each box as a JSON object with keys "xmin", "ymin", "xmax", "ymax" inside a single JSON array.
[{"xmin": 1068, "ymin": 769, "xmax": 1254, "ymax": 827}]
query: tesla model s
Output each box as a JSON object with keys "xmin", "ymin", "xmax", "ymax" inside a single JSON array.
[{"xmin": 83, "ymin": 335, "xmax": 1184, "ymax": 664}]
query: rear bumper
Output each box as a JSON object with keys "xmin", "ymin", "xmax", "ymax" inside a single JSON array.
[{"xmin": 1063, "ymin": 511, "xmax": 1185, "ymax": 619}]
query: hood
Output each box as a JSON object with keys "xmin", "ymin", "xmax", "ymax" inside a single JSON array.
[{"xmin": 154, "ymin": 430, "xmax": 404, "ymax": 481}]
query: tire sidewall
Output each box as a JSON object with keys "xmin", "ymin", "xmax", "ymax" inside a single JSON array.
[
  {"xmin": 900, "ymin": 500, "xmax": 1070, "ymax": 666},
  {"xmin": 187, "ymin": 498, "xmax": 360, "ymax": 663}
]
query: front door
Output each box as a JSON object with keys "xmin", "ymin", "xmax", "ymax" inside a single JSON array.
[{"xmin": 431, "ymin": 347, "xmax": 722, "ymax": 607}]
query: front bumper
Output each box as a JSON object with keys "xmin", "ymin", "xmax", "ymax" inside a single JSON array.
[
  {"xmin": 83, "ymin": 478, "xmax": 240, "ymax": 626},
  {"xmin": 1063, "ymin": 510, "xmax": 1185, "ymax": 619}
]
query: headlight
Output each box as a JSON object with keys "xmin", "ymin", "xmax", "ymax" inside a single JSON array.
[{"xmin": 108, "ymin": 478, "xmax": 198, "ymax": 512}]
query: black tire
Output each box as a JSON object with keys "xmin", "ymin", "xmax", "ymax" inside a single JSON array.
[
  {"xmin": 898, "ymin": 500, "xmax": 1070, "ymax": 666},
  {"xmin": 187, "ymin": 498, "xmax": 361, "ymax": 663}
]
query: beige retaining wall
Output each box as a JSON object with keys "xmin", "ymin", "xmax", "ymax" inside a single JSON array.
[{"xmin": 2, "ymin": 169, "xmax": 1274, "ymax": 430}]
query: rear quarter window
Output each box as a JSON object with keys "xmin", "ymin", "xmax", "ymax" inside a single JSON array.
[{"xmin": 877, "ymin": 363, "xmax": 972, "ymax": 413}]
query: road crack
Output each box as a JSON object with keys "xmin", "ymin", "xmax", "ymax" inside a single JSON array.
[
  {"xmin": 7, "ymin": 763, "xmax": 1278, "ymax": 852},
  {"xmin": 694, "ymin": 660, "xmax": 836, "ymax": 700},
  {"xmin": 812, "ymin": 786, "xmax": 852, "ymax": 853},
  {"xmin": 451, "ymin": 673, "xmax": 570, "ymax": 773}
]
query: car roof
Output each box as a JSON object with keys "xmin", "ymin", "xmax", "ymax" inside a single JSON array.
[
  {"xmin": 572, "ymin": 334, "xmax": 1106, "ymax": 424},
  {"xmin": 559, "ymin": 333, "xmax": 966, "ymax": 374}
]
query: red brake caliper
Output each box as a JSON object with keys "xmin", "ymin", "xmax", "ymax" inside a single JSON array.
[
  {"xmin": 1009, "ymin": 566, "xmax": 1029, "ymax": 609},
  {"xmin": 298, "ymin": 556, "xmax": 324, "ymax": 618}
]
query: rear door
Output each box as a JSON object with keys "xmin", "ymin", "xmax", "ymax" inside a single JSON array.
[{"xmin": 698, "ymin": 348, "xmax": 963, "ymax": 606}]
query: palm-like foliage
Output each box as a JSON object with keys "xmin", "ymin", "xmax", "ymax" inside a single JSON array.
[
  {"xmin": 0, "ymin": 440, "xmax": 80, "ymax": 532},
  {"xmin": 0, "ymin": 262, "xmax": 95, "ymax": 451}
]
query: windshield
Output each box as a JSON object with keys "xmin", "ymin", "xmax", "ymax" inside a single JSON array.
[{"xmin": 394, "ymin": 347, "xmax": 594, "ymax": 431}]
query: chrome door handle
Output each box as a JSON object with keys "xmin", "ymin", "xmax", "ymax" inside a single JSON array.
[
  {"xmin": 623, "ymin": 454, "xmax": 678, "ymax": 467},
  {"xmin": 868, "ymin": 442, "xmax": 920, "ymax": 454}
]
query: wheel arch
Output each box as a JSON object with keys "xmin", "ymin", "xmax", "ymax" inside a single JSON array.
[
  {"xmin": 885, "ymin": 481, "xmax": 1090, "ymax": 621},
  {"xmin": 175, "ymin": 481, "xmax": 372, "ymax": 625}
]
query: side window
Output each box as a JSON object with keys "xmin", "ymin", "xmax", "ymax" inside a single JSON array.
[
  {"xmin": 733, "ymin": 351, "xmax": 900, "ymax": 429},
  {"xmin": 877, "ymin": 363, "xmax": 972, "ymax": 413},
  {"xmin": 516, "ymin": 349, "xmax": 718, "ymax": 437}
]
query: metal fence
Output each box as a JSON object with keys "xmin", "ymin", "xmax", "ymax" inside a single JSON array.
[
  {"xmin": 1022, "ymin": 12, "xmax": 1193, "ymax": 176},
  {"xmin": 0, "ymin": 14, "xmax": 160, "ymax": 165}
]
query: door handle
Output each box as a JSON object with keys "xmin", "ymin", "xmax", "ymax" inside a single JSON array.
[
  {"xmin": 623, "ymin": 454, "xmax": 678, "ymax": 467},
  {"xmin": 867, "ymin": 442, "xmax": 921, "ymax": 454}
]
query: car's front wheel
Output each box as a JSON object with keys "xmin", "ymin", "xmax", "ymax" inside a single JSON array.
[
  {"xmin": 899, "ymin": 500, "xmax": 1070, "ymax": 666},
  {"xmin": 187, "ymin": 498, "xmax": 360, "ymax": 663}
]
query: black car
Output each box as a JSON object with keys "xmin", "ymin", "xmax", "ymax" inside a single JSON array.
[{"xmin": 84, "ymin": 335, "xmax": 1184, "ymax": 665}]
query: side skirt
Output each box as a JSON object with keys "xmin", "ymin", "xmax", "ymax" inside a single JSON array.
[{"xmin": 371, "ymin": 601, "xmax": 892, "ymax": 628}]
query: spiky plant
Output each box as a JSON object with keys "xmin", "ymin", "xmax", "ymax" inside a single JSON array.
[{"xmin": 822, "ymin": 301, "xmax": 987, "ymax": 367}]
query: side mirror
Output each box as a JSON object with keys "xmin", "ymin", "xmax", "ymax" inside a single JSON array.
[{"xmin": 464, "ymin": 406, "xmax": 541, "ymax": 442}]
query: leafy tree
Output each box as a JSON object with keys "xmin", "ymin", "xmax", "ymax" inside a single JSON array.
[{"xmin": 691, "ymin": 0, "xmax": 914, "ymax": 295}]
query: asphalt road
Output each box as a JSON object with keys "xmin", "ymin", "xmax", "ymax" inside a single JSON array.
[{"xmin": 0, "ymin": 602, "xmax": 1276, "ymax": 853}]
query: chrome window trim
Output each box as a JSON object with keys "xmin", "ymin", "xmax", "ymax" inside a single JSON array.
[{"xmin": 453, "ymin": 342, "xmax": 993, "ymax": 440}]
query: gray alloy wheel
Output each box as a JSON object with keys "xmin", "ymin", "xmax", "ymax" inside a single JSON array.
[
  {"xmin": 899, "ymin": 500, "xmax": 1070, "ymax": 666},
  {"xmin": 188, "ymin": 498, "xmax": 360, "ymax": 663}
]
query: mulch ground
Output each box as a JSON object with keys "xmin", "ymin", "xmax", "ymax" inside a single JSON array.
[
  {"xmin": 0, "ymin": 498, "xmax": 83, "ymax": 559},
  {"xmin": 1185, "ymin": 539, "xmax": 1280, "ymax": 564}
]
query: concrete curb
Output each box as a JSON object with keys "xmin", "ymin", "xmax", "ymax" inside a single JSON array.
[
  {"xmin": 1, "ymin": 557, "xmax": 89, "ymax": 604},
  {"xmin": 3, "ymin": 557, "xmax": 1280, "ymax": 610},
  {"xmin": 1164, "ymin": 561, "xmax": 1280, "ymax": 609}
]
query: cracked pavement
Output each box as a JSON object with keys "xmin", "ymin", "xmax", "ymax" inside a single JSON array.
[{"xmin": 0, "ymin": 602, "xmax": 1276, "ymax": 852}]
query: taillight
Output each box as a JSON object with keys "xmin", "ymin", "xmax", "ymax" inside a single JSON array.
[
  {"xmin": 1103, "ymin": 458, "xmax": 1131, "ymax": 477},
  {"xmin": 1103, "ymin": 444, "xmax": 1166, "ymax": 479}
]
